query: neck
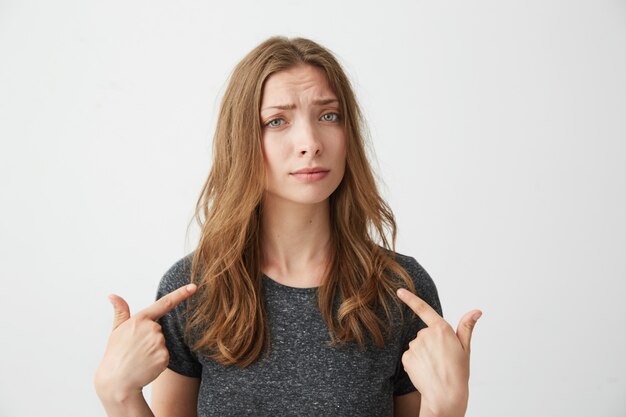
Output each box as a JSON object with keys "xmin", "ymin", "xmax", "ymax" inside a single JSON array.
[{"xmin": 260, "ymin": 194, "xmax": 332, "ymax": 286}]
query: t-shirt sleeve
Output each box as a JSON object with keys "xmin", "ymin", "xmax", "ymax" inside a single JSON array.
[
  {"xmin": 155, "ymin": 254, "xmax": 202, "ymax": 378},
  {"xmin": 392, "ymin": 256, "xmax": 443, "ymax": 396}
]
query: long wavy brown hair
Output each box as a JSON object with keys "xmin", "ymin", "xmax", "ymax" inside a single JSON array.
[{"xmin": 184, "ymin": 36, "xmax": 417, "ymax": 368}]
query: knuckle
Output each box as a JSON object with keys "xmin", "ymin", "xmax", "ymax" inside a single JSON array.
[
  {"xmin": 414, "ymin": 302, "xmax": 428, "ymax": 315},
  {"xmin": 127, "ymin": 316, "xmax": 141, "ymax": 328},
  {"xmin": 159, "ymin": 349, "xmax": 170, "ymax": 367},
  {"xmin": 161, "ymin": 296, "xmax": 174, "ymax": 311},
  {"xmin": 433, "ymin": 321, "xmax": 449, "ymax": 332}
]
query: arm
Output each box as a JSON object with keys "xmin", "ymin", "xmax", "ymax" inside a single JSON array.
[
  {"xmin": 393, "ymin": 390, "xmax": 467, "ymax": 417},
  {"xmin": 396, "ymin": 285, "xmax": 476, "ymax": 417},
  {"xmin": 394, "ymin": 391, "xmax": 421, "ymax": 417},
  {"xmin": 94, "ymin": 368, "xmax": 200, "ymax": 417},
  {"xmin": 151, "ymin": 368, "xmax": 200, "ymax": 417},
  {"xmin": 94, "ymin": 283, "xmax": 199, "ymax": 417},
  {"xmin": 94, "ymin": 384, "xmax": 154, "ymax": 417}
]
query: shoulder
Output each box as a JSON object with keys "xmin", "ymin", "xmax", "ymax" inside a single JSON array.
[
  {"xmin": 156, "ymin": 251, "xmax": 195, "ymax": 297},
  {"xmin": 394, "ymin": 252, "xmax": 437, "ymax": 291},
  {"xmin": 382, "ymin": 248, "xmax": 443, "ymax": 317}
]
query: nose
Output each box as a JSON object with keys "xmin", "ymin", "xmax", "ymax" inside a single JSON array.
[{"xmin": 295, "ymin": 119, "xmax": 322, "ymax": 157}]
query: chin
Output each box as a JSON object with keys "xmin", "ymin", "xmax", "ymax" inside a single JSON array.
[{"xmin": 265, "ymin": 188, "xmax": 336, "ymax": 206}]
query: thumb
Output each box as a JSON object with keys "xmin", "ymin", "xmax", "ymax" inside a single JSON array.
[
  {"xmin": 108, "ymin": 294, "xmax": 131, "ymax": 331},
  {"xmin": 456, "ymin": 310, "xmax": 482, "ymax": 353}
]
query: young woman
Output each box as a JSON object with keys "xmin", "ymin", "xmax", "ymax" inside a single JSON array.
[{"xmin": 94, "ymin": 36, "xmax": 482, "ymax": 417}]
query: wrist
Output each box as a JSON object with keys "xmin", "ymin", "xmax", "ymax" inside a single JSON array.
[
  {"xmin": 97, "ymin": 386, "xmax": 148, "ymax": 416},
  {"xmin": 94, "ymin": 369, "xmax": 141, "ymax": 405},
  {"xmin": 98, "ymin": 386, "xmax": 144, "ymax": 406},
  {"xmin": 420, "ymin": 391, "xmax": 468, "ymax": 417}
]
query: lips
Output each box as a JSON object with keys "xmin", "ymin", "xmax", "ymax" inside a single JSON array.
[
  {"xmin": 289, "ymin": 166, "xmax": 331, "ymax": 183},
  {"xmin": 291, "ymin": 167, "xmax": 330, "ymax": 174}
]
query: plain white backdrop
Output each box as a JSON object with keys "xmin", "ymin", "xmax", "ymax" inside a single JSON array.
[{"xmin": 0, "ymin": 0, "xmax": 624, "ymax": 416}]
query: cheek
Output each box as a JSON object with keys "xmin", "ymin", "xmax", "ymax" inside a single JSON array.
[
  {"xmin": 261, "ymin": 139, "xmax": 286, "ymax": 174},
  {"xmin": 332, "ymin": 137, "xmax": 347, "ymax": 179},
  {"xmin": 336, "ymin": 134, "xmax": 347, "ymax": 162},
  {"xmin": 261, "ymin": 137, "xmax": 275, "ymax": 162}
]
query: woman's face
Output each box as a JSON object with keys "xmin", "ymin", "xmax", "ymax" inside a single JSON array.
[{"xmin": 259, "ymin": 64, "xmax": 347, "ymax": 206}]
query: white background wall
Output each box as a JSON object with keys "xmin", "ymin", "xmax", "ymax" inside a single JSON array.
[{"xmin": 1, "ymin": 0, "xmax": 624, "ymax": 416}]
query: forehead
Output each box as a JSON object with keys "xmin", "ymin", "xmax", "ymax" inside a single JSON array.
[{"xmin": 260, "ymin": 64, "xmax": 336, "ymax": 104}]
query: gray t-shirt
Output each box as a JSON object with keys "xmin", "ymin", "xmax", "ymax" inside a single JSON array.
[{"xmin": 155, "ymin": 251, "xmax": 443, "ymax": 417}]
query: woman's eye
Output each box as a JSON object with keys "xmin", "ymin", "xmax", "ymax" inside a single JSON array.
[
  {"xmin": 321, "ymin": 113, "xmax": 340, "ymax": 122},
  {"xmin": 266, "ymin": 118, "xmax": 285, "ymax": 128},
  {"xmin": 265, "ymin": 113, "xmax": 340, "ymax": 128}
]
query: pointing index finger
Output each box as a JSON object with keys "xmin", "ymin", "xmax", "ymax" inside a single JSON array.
[
  {"xmin": 396, "ymin": 288, "xmax": 442, "ymax": 327},
  {"xmin": 139, "ymin": 283, "xmax": 197, "ymax": 321}
]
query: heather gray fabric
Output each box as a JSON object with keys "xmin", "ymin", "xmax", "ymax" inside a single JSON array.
[{"xmin": 155, "ymin": 251, "xmax": 443, "ymax": 417}]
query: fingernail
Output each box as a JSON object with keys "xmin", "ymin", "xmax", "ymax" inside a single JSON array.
[
  {"xmin": 473, "ymin": 312, "xmax": 483, "ymax": 321},
  {"xmin": 186, "ymin": 284, "xmax": 197, "ymax": 292},
  {"xmin": 397, "ymin": 288, "xmax": 406, "ymax": 297}
]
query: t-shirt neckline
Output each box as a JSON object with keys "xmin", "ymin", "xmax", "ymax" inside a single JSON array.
[{"xmin": 262, "ymin": 273, "xmax": 320, "ymax": 292}]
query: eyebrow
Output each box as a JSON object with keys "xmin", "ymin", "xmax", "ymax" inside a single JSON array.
[{"xmin": 261, "ymin": 98, "xmax": 339, "ymax": 112}]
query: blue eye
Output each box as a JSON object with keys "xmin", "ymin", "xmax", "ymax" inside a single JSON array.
[
  {"xmin": 264, "ymin": 113, "xmax": 341, "ymax": 128},
  {"xmin": 266, "ymin": 118, "xmax": 285, "ymax": 128},
  {"xmin": 321, "ymin": 113, "xmax": 340, "ymax": 122}
]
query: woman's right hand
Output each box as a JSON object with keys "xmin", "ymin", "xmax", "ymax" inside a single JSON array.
[{"xmin": 93, "ymin": 283, "xmax": 198, "ymax": 402}]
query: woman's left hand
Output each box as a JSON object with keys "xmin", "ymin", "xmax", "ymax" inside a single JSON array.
[{"xmin": 396, "ymin": 288, "xmax": 482, "ymax": 417}]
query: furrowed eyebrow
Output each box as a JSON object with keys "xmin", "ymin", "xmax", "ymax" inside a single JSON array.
[{"xmin": 261, "ymin": 98, "xmax": 339, "ymax": 112}]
